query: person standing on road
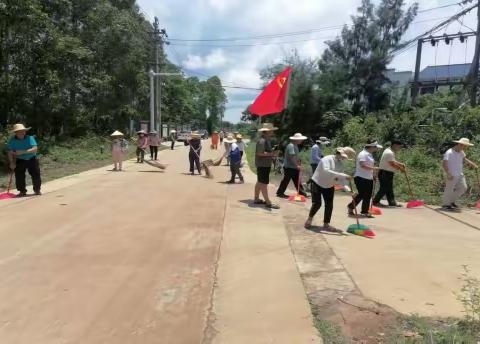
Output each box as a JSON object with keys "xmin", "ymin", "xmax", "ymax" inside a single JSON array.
[
  {"xmin": 224, "ymin": 134, "xmax": 233, "ymax": 166},
  {"xmin": 276, "ymin": 133, "xmax": 308, "ymax": 198},
  {"xmin": 347, "ymin": 139, "xmax": 382, "ymax": 218},
  {"xmin": 188, "ymin": 131, "xmax": 202, "ymax": 175},
  {"xmin": 254, "ymin": 123, "xmax": 280, "ymax": 209},
  {"xmin": 111, "ymin": 130, "xmax": 128, "ymax": 171},
  {"xmin": 372, "ymin": 140, "xmax": 406, "ymax": 207},
  {"xmin": 236, "ymin": 134, "xmax": 246, "ymax": 160},
  {"xmin": 219, "ymin": 131, "xmax": 224, "ymax": 144},
  {"xmin": 148, "ymin": 131, "xmax": 160, "ymax": 161},
  {"xmin": 7, "ymin": 123, "xmax": 42, "ymax": 197},
  {"xmin": 304, "ymin": 147, "xmax": 356, "ymax": 230},
  {"xmin": 442, "ymin": 138, "xmax": 478, "ymax": 211},
  {"xmin": 227, "ymin": 136, "xmax": 244, "ymax": 184},
  {"xmin": 170, "ymin": 130, "xmax": 177, "ymax": 150},
  {"xmin": 136, "ymin": 130, "xmax": 148, "ymax": 163},
  {"xmin": 211, "ymin": 131, "xmax": 219, "ymax": 150},
  {"xmin": 310, "ymin": 137, "xmax": 330, "ymax": 174}
]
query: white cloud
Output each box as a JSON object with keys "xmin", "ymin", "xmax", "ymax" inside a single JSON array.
[{"xmin": 183, "ymin": 49, "xmax": 228, "ymax": 69}]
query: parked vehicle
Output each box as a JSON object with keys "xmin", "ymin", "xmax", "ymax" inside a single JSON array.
[{"xmin": 176, "ymin": 131, "xmax": 190, "ymax": 142}]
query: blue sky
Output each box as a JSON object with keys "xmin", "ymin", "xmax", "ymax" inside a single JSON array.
[{"xmin": 137, "ymin": 0, "xmax": 477, "ymax": 123}]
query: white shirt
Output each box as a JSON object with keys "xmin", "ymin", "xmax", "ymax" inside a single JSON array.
[
  {"xmin": 312, "ymin": 155, "xmax": 349, "ymax": 188},
  {"xmin": 355, "ymin": 149, "xmax": 375, "ymax": 180},
  {"xmin": 237, "ymin": 141, "xmax": 245, "ymax": 151},
  {"xmin": 379, "ymin": 148, "xmax": 396, "ymax": 173},
  {"xmin": 443, "ymin": 148, "xmax": 465, "ymax": 176}
]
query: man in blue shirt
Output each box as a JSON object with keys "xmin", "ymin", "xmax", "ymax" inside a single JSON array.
[
  {"xmin": 310, "ymin": 137, "xmax": 330, "ymax": 174},
  {"xmin": 7, "ymin": 124, "xmax": 42, "ymax": 197}
]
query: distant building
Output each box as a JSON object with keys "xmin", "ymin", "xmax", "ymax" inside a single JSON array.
[
  {"xmin": 415, "ymin": 63, "xmax": 470, "ymax": 95},
  {"xmin": 385, "ymin": 69, "xmax": 413, "ymax": 102}
]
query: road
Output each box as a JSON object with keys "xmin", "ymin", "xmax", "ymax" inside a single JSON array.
[{"xmin": 0, "ymin": 142, "xmax": 319, "ymax": 344}]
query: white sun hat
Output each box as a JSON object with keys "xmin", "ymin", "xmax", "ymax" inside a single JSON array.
[
  {"xmin": 11, "ymin": 123, "xmax": 31, "ymax": 133},
  {"xmin": 289, "ymin": 133, "xmax": 308, "ymax": 141},
  {"xmin": 111, "ymin": 130, "xmax": 124, "ymax": 137},
  {"xmin": 453, "ymin": 138, "xmax": 474, "ymax": 146},
  {"xmin": 258, "ymin": 123, "xmax": 278, "ymax": 132}
]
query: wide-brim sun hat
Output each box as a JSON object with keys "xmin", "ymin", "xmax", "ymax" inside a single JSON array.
[
  {"xmin": 453, "ymin": 138, "xmax": 474, "ymax": 147},
  {"xmin": 149, "ymin": 130, "xmax": 157, "ymax": 134},
  {"xmin": 337, "ymin": 147, "xmax": 356, "ymax": 160},
  {"xmin": 190, "ymin": 131, "xmax": 202, "ymax": 138},
  {"xmin": 137, "ymin": 130, "xmax": 146, "ymax": 135},
  {"xmin": 365, "ymin": 141, "xmax": 383, "ymax": 149},
  {"xmin": 224, "ymin": 135, "xmax": 236, "ymax": 143},
  {"xmin": 11, "ymin": 124, "xmax": 31, "ymax": 133},
  {"xmin": 236, "ymin": 134, "xmax": 243, "ymax": 139},
  {"xmin": 289, "ymin": 133, "xmax": 308, "ymax": 141},
  {"xmin": 170, "ymin": 130, "xmax": 177, "ymax": 133},
  {"xmin": 258, "ymin": 123, "xmax": 278, "ymax": 132},
  {"xmin": 111, "ymin": 130, "xmax": 124, "ymax": 137}
]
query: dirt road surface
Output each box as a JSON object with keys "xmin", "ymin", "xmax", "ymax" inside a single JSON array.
[{"xmin": 0, "ymin": 143, "xmax": 319, "ymax": 344}]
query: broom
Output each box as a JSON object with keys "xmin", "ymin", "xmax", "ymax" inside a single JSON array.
[
  {"xmin": 475, "ymin": 169, "xmax": 480, "ymax": 209},
  {"xmin": 144, "ymin": 160, "xmax": 167, "ymax": 170},
  {"xmin": 347, "ymin": 181, "xmax": 375, "ymax": 238},
  {"xmin": 189, "ymin": 144, "xmax": 214, "ymax": 179},
  {"xmin": 403, "ymin": 170, "xmax": 425, "ymax": 208},
  {"xmin": 288, "ymin": 170, "xmax": 306, "ymax": 203},
  {"xmin": 368, "ymin": 178, "xmax": 382, "ymax": 215},
  {"xmin": 0, "ymin": 171, "xmax": 16, "ymax": 200}
]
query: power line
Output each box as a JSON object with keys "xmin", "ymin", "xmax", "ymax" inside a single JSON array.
[{"xmin": 418, "ymin": 1, "xmax": 463, "ymax": 13}]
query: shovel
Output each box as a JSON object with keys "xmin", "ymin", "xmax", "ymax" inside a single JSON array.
[{"xmin": 0, "ymin": 172, "xmax": 16, "ymax": 200}]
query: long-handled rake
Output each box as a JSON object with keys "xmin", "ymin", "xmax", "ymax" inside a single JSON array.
[
  {"xmin": 403, "ymin": 170, "xmax": 425, "ymax": 208},
  {"xmin": 288, "ymin": 170, "xmax": 306, "ymax": 203},
  {"xmin": 475, "ymin": 169, "xmax": 480, "ymax": 209},
  {"xmin": 347, "ymin": 181, "xmax": 375, "ymax": 238},
  {"xmin": 0, "ymin": 172, "xmax": 16, "ymax": 200},
  {"xmin": 368, "ymin": 178, "xmax": 382, "ymax": 215}
]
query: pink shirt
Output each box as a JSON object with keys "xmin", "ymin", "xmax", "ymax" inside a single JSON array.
[
  {"xmin": 137, "ymin": 136, "xmax": 148, "ymax": 149},
  {"xmin": 148, "ymin": 135, "xmax": 160, "ymax": 146}
]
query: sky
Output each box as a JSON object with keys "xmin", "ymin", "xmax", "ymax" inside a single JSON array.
[{"xmin": 137, "ymin": 0, "xmax": 478, "ymax": 123}]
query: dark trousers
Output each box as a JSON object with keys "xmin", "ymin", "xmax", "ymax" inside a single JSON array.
[
  {"xmin": 348, "ymin": 177, "xmax": 374, "ymax": 214},
  {"xmin": 189, "ymin": 151, "xmax": 201, "ymax": 173},
  {"xmin": 229, "ymin": 161, "xmax": 244, "ymax": 182},
  {"xmin": 311, "ymin": 164, "xmax": 318, "ymax": 174},
  {"xmin": 277, "ymin": 168, "xmax": 306, "ymax": 196},
  {"xmin": 149, "ymin": 146, "xmax": 158, "ymax": 160},
  {"xmin": 373, "ymin": 170, "xmax": 396, "ymax": 205},
  {"xmin": 309, "ymin": 182, "xmax": 334, "ymax": 223},
  {"xmin": 240, "ymin": 151, "xmax": 244, "ymax": 159},
  {"xmin": 171, "ymin": 140, "xmax": 175, "ymax": 150},
  {"xmin": 136, "ymin": 148, "xmax": 145, "ymax": 162},
  {"xmin": 15, "ymin": 157, "xmax": 41, "ymax": 193}
]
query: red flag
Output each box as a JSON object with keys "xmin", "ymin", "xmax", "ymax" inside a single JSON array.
[{"xmin": 250, "ymin": 66, "xmax": 291, "ymax": 116}]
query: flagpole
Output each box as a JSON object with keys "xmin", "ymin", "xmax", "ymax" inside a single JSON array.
[{"xmin": 281, "ymin": 66, "xmax": 292, "ymax": 124}]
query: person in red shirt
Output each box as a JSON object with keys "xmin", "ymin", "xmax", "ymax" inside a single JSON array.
[{"xmin": 136, "ymin": 130, "xmax": 148, "ymax": 163}]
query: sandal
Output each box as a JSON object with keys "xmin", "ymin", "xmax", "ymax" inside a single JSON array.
[{"xmin": 265, "ymin": 203, "xmax": 280, "ymax": 209}]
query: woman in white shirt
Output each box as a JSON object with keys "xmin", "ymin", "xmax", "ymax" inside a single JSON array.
[
  {"xmin": 347, "ymin": 140, "xmax": 382, "ymax": 218},
  {"xmin": 304, "ymin": 147, "xmax": 356, "ymax": 230}
]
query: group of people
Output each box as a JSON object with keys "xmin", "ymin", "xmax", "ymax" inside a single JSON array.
[{"xmin": 251, "ymin": 123, "xmax": 479, "ymax": 230}]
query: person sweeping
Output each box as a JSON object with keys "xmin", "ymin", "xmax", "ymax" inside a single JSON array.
[
  {"xmin": 136, "ymin": 130, "xmax": 148, "ymax": 163},
  {"xmin": 347, "ymin": 139, "xmax": 382, "ymax": 218},
  {"xmin": 276, "ymin": 133, "xmax": 308, "ymax": 198},
  {"xmin": 111, "ymin": 130, "xmax": 128, "ymax": 171},
  {"xmin": 372, "ymin": 140, "xmax": 406, "ymax": 207},
  {"xmin": 170, "ymin": 130, "xmax": 177, "ymax": 150},
  {"xmin": 226, "ymin": 135, "xmax": 244, "ymax": 184},
  {"xmin": 148, "ymin": 130, "xmax": 160, "ymax": 161},
  {"xmin": 442, "ymin": 138, "xmax": 478, "ymax": 211},
  {"xmin": 7, "ymin": 123, "xmax": 42, "ymax": 197},
  {"xmin": 188, "ymin": 131, "xmax": 202, "ymax": 175},
  {"xmin": 304, "ymin": 147, "xmax": 356, "ymax": 230}
]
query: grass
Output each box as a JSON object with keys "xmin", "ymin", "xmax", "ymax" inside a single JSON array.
[{"xmin": 0, "ymin": 135, "xmax": 164, "ymax": 190}]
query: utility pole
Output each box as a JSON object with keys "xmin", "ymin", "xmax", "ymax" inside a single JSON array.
[
  {"xmin": 470, "ymin": 0, "xmax": 480, "ymax": 106},
  {"xmin": 411, "ymin": 39, "xmax": 423, "ymax": 105},
  {"xmin": 149, "ymin": 71, "xmax": 181, "ymax": 137}
]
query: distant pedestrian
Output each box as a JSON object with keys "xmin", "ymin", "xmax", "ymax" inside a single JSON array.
[
  {"xmin": 211, "ymin": 131, "xmax": 219, "ymax": 150},
  {"xmin": 442, "ymin": 138, "xmax": 478, "ymax": 211},
  {"xmin": 7, "ymin": 123, "xmax": 42, "ymax": 197},
  {"xmin": 236, "ymin": 134, "xmax": 246, "ymax": 159},
  {"xmin": 148, "ymin": 130, "xmax": 160, "ymax": 160},
  {"xmin": 224, "ymin": 134, "xmax": 233, "ymax": 166},
  {"xmin": 347, "ymin": 139, "xmax": 382, "ymax": 218},
  {"xmin": 219, "ymin": 131, "xmax": 224, "ymax": 144},
  {"xmin": 226, "ymin": 135, "xmax": 244, "ymax": 184},
  {"xmin": 373, "ymin": 140, "xmax": 406, "ymax": 207},
  {"xmin": 310, "ymin": 137, "xmax": 330, "ymax": 174},
  {"xmin": 188, "ymin": 131, "xmax": 202, "ymax": 175},
  {"xmin": 304, "ymin": 147, "xmax": 355, "ymax": 230},
  {"xmin": 254, "ymin": 123, "xmax": 279, "ymax": 209},
  {"xmin": 276, "ymin": 133, "xmax": 308, "ymax": 198},
  {"xmin": 136, "ymin": 130, "xmax": 148, "ymax": 163},
  {"xmin": 111, "ymin": 130, "xmax": 128, "ymax": 171},
  {"xmin": 170, "ymin": 130, "xmax": 177, "ymax": 150}
]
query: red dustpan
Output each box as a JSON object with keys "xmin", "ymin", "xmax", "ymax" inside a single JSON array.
[
  {"xmin": 0, "ymin": 172, "xmax": 16, "ymax": 200},
  {"xmin": 403, "ymin": 170, "xmax": 425, "ymax": 208}
]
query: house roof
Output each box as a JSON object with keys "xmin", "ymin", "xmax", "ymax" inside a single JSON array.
[{"xmin": 419, "ymin": 63, "xmax": 471, "ymax": 81}]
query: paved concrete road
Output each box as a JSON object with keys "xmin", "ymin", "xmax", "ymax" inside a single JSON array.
[{"xmin": 0, "ymin": 143, "xmax": 319, "ymax": 344}]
